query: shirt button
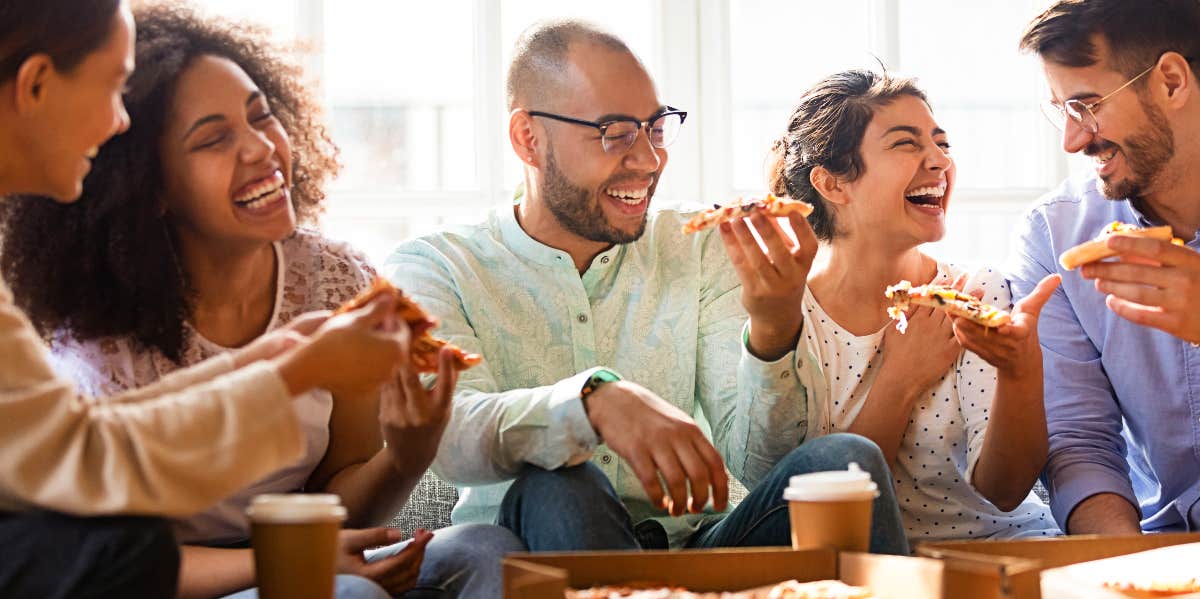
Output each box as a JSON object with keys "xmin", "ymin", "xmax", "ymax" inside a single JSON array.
[
  {"xmin": 601, "ymin": 454, "xmax": 612, "ymax": 464},
  {"xmin": 780, "ymin": 370, "xmax": 791, "ymax": 379},
  {"xmin": 601, "ymin": 256, "xmax": 610, "ymax": 264},
  {"xmin": 578, "ymin": 313, "xmax": 589, "ymax": 323}
]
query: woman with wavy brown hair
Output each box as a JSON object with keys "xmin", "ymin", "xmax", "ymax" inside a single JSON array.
[{"xmin": 0, "ymin": 4, "xmax": 521, "ymax": 598}]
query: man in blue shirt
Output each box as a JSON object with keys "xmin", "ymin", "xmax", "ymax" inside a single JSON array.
[{"xmin": 1009, "ymin": 0, "xmax": 1200, "ymax": 535}]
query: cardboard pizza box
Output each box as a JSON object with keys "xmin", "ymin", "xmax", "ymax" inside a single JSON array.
[
  {"xmin": 503, "ymin": 547, "xmax": 950, "ymax": 598},
  {"xmin": 916, "ymin": 532, "xmax": 1200, "ymax": 598},
  {"xmin": 1038, "ymin": 541, "xmax": 1200, "ymax": 598}
]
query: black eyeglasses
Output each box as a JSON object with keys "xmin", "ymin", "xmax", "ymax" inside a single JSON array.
[{"xmin": 527, "ymin": 107, "xmax": 688, "ymax": 154}]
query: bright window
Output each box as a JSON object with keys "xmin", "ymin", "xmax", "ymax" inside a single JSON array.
[{"xmin": 188, "ymin": 0, "xmax": 1075, "ymax": 266}]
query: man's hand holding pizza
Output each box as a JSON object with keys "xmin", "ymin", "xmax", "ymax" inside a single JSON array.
[
  {"xmin": 1081, "ymin": 236, "xmax": 1200, "ymax": 344},
  {"xmin": 719, "ymin": 210, "xmax": 820, "ymax": 361}
]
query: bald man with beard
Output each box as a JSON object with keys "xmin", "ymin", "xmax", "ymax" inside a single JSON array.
[{"xmin": 384, "ymin": 19, "xmax": 909, "ymax": 554}]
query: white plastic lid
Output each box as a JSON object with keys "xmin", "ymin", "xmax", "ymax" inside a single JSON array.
[
  {"xmin": 781, "ymin": 462, "xmax": 880, "ymax": 502},
  {"xmin": 245, "ymin": 493, "xmax": 347, "ymax": 524}
]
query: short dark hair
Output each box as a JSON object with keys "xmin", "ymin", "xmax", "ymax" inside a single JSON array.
[
  {"xmin": 0, "ymin": 3, "xmax": 339, "ymax": 362},
  {"xmin": 1020, "ymin": 0, "xmax": 1200, "ymax": 80},
  {"xmin": 0, "ymin": 0, "xmax": 122, "ymax": 83},
  {"xmin": 506, "ymin": 19, "xmax": 635, "ymax": 110},
  {"xmin": 768, "ymin": 70, "xmax": 927, "ymax": 241}
]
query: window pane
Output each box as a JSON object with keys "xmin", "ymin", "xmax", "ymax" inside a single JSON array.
[
  {"xmin": 324, "ymin": 0, "xmax": 476, "ymax": 193},
  {"xmin": 728, "ymin": 0, "xmax": 874, "ymax": 191},
  {"xmin": 897, "ymin": 0, "xmax": 1057, "ymax": 190},
  {"xmin": 192, "ymin": 0, "xmax": 301, "ymax": 42}
]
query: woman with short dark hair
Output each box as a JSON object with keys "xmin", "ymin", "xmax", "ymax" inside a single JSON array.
[{"xmin": 0, "ymin": 1, "xmax": 410, "ymax": 596}]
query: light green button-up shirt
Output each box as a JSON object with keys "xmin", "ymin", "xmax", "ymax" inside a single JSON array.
[{"xmin": 383, "ymin": 203, "xmax": 806, "ymax": 547}]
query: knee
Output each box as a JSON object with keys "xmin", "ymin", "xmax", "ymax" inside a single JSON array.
[
  {"xmin": 785, "ymin": 433, "xmax": 888, "ymax": 476},
  {"xmin": 333, "ymin": 574, "xmax": 390, "ymax": 599},
  {"xmin": 510, "ymin": 462, "xmax": 616, "ymax": 505},
  {"xmin": 431, "ymin": 523, "xmax": 526, "ymax": 566}
]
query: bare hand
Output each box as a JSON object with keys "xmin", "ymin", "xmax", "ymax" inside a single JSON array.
[
  {"xmin": 1080, "ymin": 236, "xmax": 1200, "ymax": 344},
  {"xmin": 338, "ymin": 528, "xmax": 432, "ymax": 595},
  {"xmin": 233, "ymin": 311, "xmax": 331, "ymax": 368},
  {"xmin": 952, "ymin": 274, "xmax": 1061, "ymax": 376},
  {"xmin": 585, "ymin": 381, "xmax": 729, "ymax": 516},
  {"xmin": 879, "ymin": 306, "xmax": 959, "ymax": 398},
  {"xmin": 719, "ymin": 211, "xmax": 818, "ymax": 360},
  {"xmin": 379, "ymin": 323, "xmax": 461, "ymax": 475}
]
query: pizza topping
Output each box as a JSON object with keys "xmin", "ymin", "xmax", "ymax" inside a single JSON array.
[
  {"xmin": 884, "ymin": 279, "xmax": 1010, "ymax": 333},
  {"xmin": 335, "ymin": 277, "xmax": 481, "ymax": 373},
  {"xmin": 682, "ymin": 194, "xmax": 815, "ymax": 234}
]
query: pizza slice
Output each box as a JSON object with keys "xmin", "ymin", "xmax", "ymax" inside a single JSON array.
[
  {"xmin": 1058, "ymin": 221, "xmax": 1180, "ymax": 270},
  {"xmin": 884, "ymin": 280, "xmax": 1011, "ymax": 334},
  {"xmin": 335, "ymin": 277, "xmax": 482, "ymax": 373},
  {"xmin": 565, "ymin": 579, "xmax": 871, "ymax": 599},
  {"xmin": 682, "ymin": 194, "xmax": 814, "ymax": 235},
  {"xmin": 1101, "ymin": 578, "xmax": 1200, "ymax": 597}
]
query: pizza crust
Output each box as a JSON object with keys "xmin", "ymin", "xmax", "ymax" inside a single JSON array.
[
  {"xmin": 682, "ymin": 195, "xmax": 814, "ymax": 235},
  {"xmin": 1058, "ymin": 222, "xmax": 1174, "ymax": 270},
  {"xmin": 566, "ymin": 579, "xmax": 872, "ymax": 599}
]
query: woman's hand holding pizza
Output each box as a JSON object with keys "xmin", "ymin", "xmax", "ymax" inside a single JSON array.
[
  {"xmin": 877, "ymin": 306, "xmax": 960, "ymax": 401},
  {"xmin": 951, "ymin": 274, "xmax": 1061, "ymax": 377},
  {"xmin": 719, "ymin": 211, "xmax": 819, "ymax": 361},
  {"xmin": 1081, "ymin": 236, "xmax": 1200, "ymax": 344}
]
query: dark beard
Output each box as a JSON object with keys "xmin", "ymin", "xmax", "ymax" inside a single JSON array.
[
  {"xmin": 1091, "ymin": 94, "xmax": 1175, "ymax": 200},
  {"xmin": 541, "ymin": 146, "xmax": 648, "ymax": 245}
]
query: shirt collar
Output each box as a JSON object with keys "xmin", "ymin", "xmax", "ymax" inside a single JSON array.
[{"xmin": 497, "ymin": 201, "xmax": 625, "ymax": 272}]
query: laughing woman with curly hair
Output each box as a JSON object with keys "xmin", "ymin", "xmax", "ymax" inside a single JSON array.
[{"xmin": 0, "ymin": 4, "xmax": 521, "ymax": 598}]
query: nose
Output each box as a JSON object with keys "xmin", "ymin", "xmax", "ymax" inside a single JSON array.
[
  {"xmin": 1061, "ymin": 118, "xmax": 1092, "ymax": 154},
  {"xmin": 623, "ymin": 126, "xmax": 662, "ymax": 173},
  {"xmin": 925, "ymin": 143, "xmax": 951, "ymax": 171},
  {"xmin": 113, "ymin": 99, "xmax": 131, "ymax": 136},
  {"xmin": 240, "ymin": 126, "xmax": 276, "ymax": 164}
]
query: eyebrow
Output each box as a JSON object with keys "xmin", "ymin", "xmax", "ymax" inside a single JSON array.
[
  {"xmin": 881, "ymin": 125, "xmax": 947, "ymax": 138},
  {"xmin": 182, "ymin": 91, "xmax": 264, "ymax": 141},
  {"xmin": 595, "ymin": 105, "xmax": 669, "ymax": 123}
]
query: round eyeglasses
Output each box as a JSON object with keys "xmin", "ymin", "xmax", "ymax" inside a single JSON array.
[
  {"xmin": 1040, "ymin": 63, "xmax": 1156, "ymax": 135},
  {"xmin": 527, "ymin": 107, "xmax": 688, "ymax": 154}
]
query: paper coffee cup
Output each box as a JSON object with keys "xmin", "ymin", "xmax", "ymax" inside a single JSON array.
[
  {"xmin": 782, "ymin": 462, "xmax": 879, "ymax": 553},
  {"xmin": 246, "ymin": 494, "xmax": 347, "ymax": 599}
]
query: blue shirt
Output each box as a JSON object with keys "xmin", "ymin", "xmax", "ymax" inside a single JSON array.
[
  {"xmin": 1005, "ymin": 172, "xmax": 1200, "ymax": 532},
  {"xmin": 382, "ymin": 204, "xmax": 804, "ymax": 547}
]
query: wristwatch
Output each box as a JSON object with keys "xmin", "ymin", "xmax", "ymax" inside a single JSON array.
[{"xmin": 581, "ymin": 368, "xmax": 622, "ymax": 400}]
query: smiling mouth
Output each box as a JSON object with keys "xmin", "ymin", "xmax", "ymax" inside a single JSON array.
[
  {"xmin": 233, "ymin": 173, "xmax": 286, "ymax": 210},
  {"xmin": 1093, "ymin": 146, "xmax": 1118, "ymax": 165},
  {"xmin": 904, "ymin": 182, "xmax": 947, "ymax": 208},
  {"xmin": 604, "ymin": 185, "xmax": 649, "ymax": 205}
]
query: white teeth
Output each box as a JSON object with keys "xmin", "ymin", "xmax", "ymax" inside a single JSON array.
[
  {"xmin": 1094, "ymin": 148, "xmax": 1118, "ymax": 164},
  {"xmin": 85, "ymin": 148, "xmax": 98, "ymax": 159},
  {"xmin": 240, "ymin": 187, "xmax": 282, "ymax": 210},
  {"xmin": 605, "ymin": 187, "xmax": 648, "ymax": 204},
  {"xmin": 904, "ymin": 183, "xmax": 947, "ymax": 199},
  {"xmin": 234, "ymin": 173, "xmax": 285, "ymax": 204}
]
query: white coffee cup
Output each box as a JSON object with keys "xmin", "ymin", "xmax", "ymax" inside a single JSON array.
[
  {"xmin": 783, "ymin": 462, "xmax": 879, "ymax": 552},
  {"xmin": 246, "ymin": 494, "xmax": 347, "ymax": 599}
]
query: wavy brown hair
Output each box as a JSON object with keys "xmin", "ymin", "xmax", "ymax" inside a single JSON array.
[
  {"xmin": 767, "ymin": 69, "xmax": 926, "ymax": 241},
  {"xmin": 0, "ymin": 2, "xmax": 339, "ymax": 361}
]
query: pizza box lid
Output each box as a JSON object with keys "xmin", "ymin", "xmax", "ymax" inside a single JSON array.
[{"xmin": 504, "ymin": 547, "xmax": 947, "ymax": 598}]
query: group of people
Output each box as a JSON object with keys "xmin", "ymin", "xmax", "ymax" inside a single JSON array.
[{"xmin": 0, "ymin": 0, "xmax": 1197, "ymax": 597}]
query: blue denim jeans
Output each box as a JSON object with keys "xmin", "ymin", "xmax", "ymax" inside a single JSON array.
[
  {"xmin": 224, "ymin": 523, "xmax": 524, "ymax": 599},
  {"xmin": 497, "ymin": 433, "xmax": 909, "ymax": 555}
]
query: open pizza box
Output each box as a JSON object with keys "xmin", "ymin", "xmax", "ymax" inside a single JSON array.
[
  {"xmin": 1039, "ymin": 541, "xmax": 1200, "ymax": 598},
  {"xmin": 503, "ymin": 546, "xmax": 952, "ymax": 598},
  {"xmin": 916, "ymin": 532, "xmax": 1200, "ymax": 599}
]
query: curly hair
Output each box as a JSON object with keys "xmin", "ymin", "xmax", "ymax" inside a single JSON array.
[
  {"xmin": 767, "ymin": 70, "xmax": 926, "ymax": 241},
  {"xmin": 0, "ymin": 2, "xmax": 339, "ymax": 362}
]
